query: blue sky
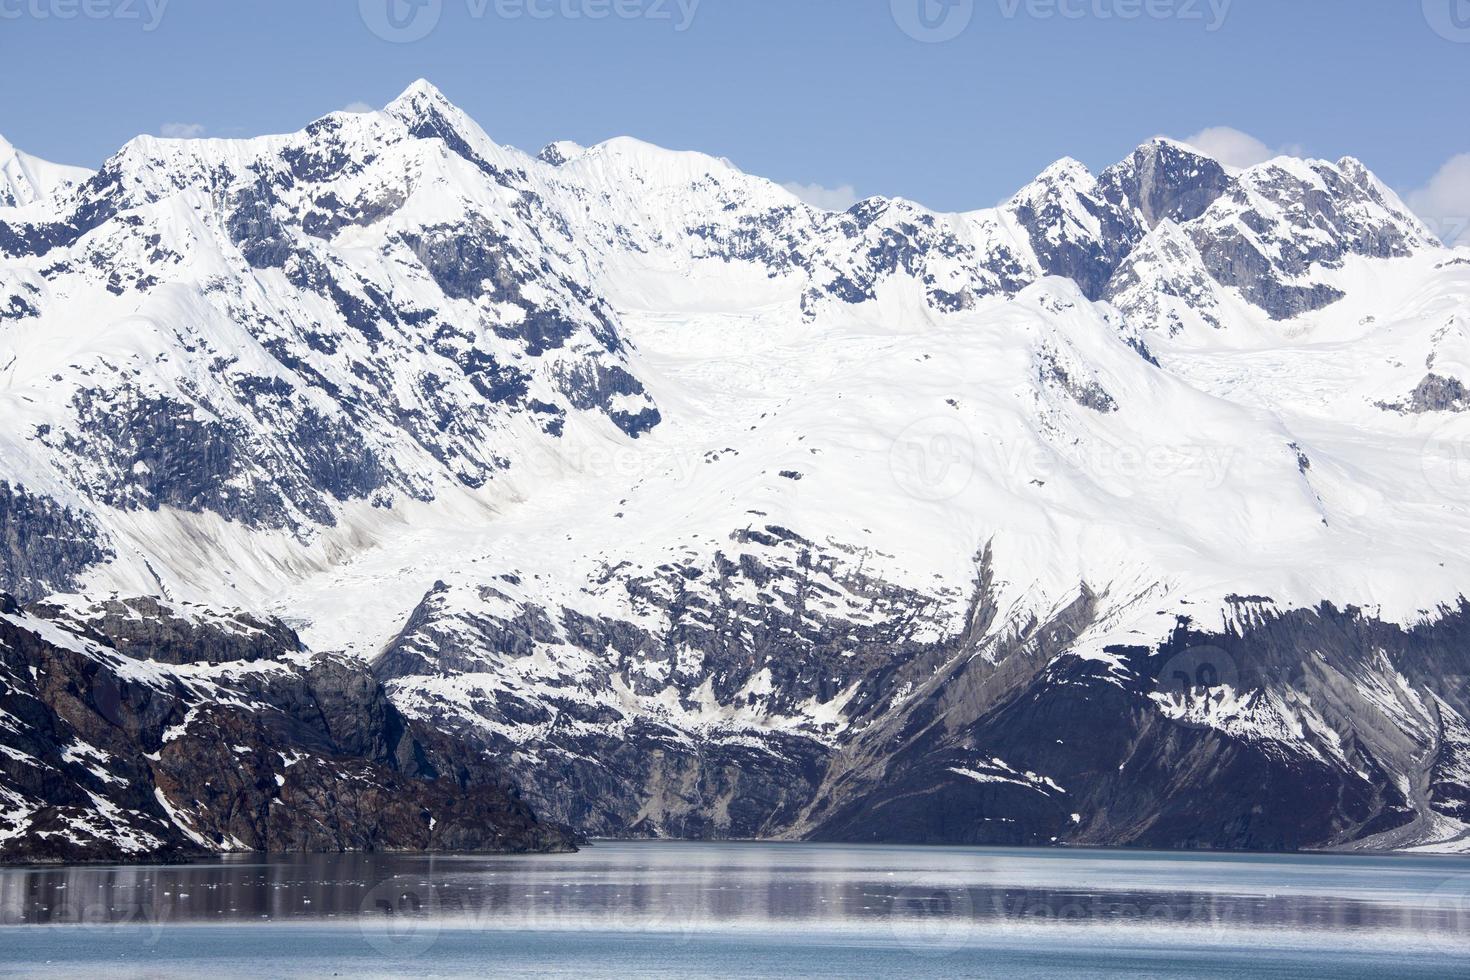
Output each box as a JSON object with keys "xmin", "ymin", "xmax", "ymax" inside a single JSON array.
[{"xmin": 2, "ymin": 0, "xmax": 1468, "ymax": 231}]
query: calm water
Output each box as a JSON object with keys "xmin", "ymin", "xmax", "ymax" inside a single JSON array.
[{"xmin": 0, "ymin": 842, "xmax": 1467, "ymax": 977}]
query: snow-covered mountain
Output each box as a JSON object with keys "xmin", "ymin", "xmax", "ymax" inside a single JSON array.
[
  {"xmin": 3, "ymin": 81, "xmax": 1470, "ymax": 858},
  {"xmin": 0, "ymin": 135, "xmax": 90, "ymax": 210}
]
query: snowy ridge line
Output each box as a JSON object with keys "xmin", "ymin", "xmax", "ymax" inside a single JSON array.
[{"xmin": 2, "ymin": 81, "xmax": 1470, "ymax": 851}]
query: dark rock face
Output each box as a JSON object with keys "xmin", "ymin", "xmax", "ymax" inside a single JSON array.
[
  {"xmin": 33, "ymin": 596, "xmax": 300, "ymax": 667},
  {"xmin": 379, "ymin": 550, "xmax": 1470, "ymax": 852},
  {"xmin": 0, "ymin": 482, "xmax": 113, "ymax": 603},
  {"xmin": 0, "ymin": 287, "xmax": 40, "ymax": 321},
  {"xmin": 1180, "ymin": 159, "xmax": 1426, "ymax": 321},
  {"xmin": 807, "ymin": 600, "xmax": 1470, "ymax": 850},
  {"xmin": 58, "ymin": 385, "xmax": 387, "ymax": 531},
  {"xmin": 1102, "ymin": 149, "xmax": 1431, "ymax": 333},
  {"xmin": 0, "ymin": 597, "xmax": 575, "ymax": 864},
  {"xmin": 1009, "ymin": 164, "xmax": 1143, "ymax": 301},
  {"xmin": 376, "ymin": 538, "xmax": 968, "ymax": 840},
  {"xmin": 1377, "ymin": 373, "xmax": 1470, "ymax": 414},
  {"xmin": 816, "ymin": 673, "xmax": 1387, "ymax": 851},
  {"xmin": 400, "ymin": 220, "xmax": 534, "ymax": 304},
  {"xmin": 1099, "ymin": 140, "xmax": 1235, "ymax": 230},
  {"xmin": 800, "ymin": 199, "xmax": 1033, "ymax": 317},
  {"xmin": 0, "ymin": 166, "xmax": 123, "ymax": 260},
  {"xmin": 1037, "ymin": 349, "xmax": 1118, "ymax": 413},
  {"xmin": 537, "ymin": 143, "xmax": 576, "ymax": 167},
  {"xmin": 1000, "ymin": 140, "xmax": 1236, "ymax": 306},
  {"xmin": 1104, "ymin": 222, "xmax": 1226, "ymax": 335},
  {"xmin": 1189, "ymin": 224, "xmax": 1347, "ymax": 320},
  {"xmin": 553, "ymin": 361, "xmax": 661, "ymax": 438},
  {"xmin": 226, "ymin": 174, "xmax": 296, "ymax": 270}
]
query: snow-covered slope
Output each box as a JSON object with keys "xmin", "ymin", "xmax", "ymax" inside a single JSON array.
[
  {"xmin": 3, "ymin": 81, "xmax": 1470, "ymax": 856},
  {"xmin": 0, "ymin": 135, "xmax": 90, "ymax": 210}
]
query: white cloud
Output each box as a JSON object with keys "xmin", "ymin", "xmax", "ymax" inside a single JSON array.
[
  {"xmin": 782, "ymin": 180, "xmax": 860, "ymax": 212},
  {"xmin": 342, "ymin": 101, "xmax": 376, "ymax": 114},
  {"xmin": 1405, "ymin": 153, "xmax": 1470, "ymax": 248},
  {"xmin": 159, "ymin": 122, "xmax": 206, "ymax": 139},
  {"xmin": 1178, "ymin": 127, "xmax": 1280, "ymax": 170}
]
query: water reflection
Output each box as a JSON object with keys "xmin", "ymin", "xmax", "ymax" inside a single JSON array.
[{"xmin": 0, "ymin": 842, "xmax": 1466, "ymax": 945}]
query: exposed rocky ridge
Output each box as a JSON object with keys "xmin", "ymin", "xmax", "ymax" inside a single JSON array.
[
  {"xmin": 373, "ymin": 549, "xmax": 1470, "ymax": 852},
  {"xmin": 811, "ymin": 599, "xmax": 1470, "ymax": 850},
  {"xmin": 0, "ymin": 595, "xmax": 574, "ymax": 862},
  {"xmin": 374, "ymin": 536, "xmax": 965, "ymax": 838},
  {"xmin": 0, "ymin": 98, "xmax": 1432, "ymax": 545},
  {"xmin": 1099, "ymin": 139, "xmax": 1235, "ymax": 231},
  {"xmin": 1, "ymin": 83, "xmax": 1469, "ymax": 857},
  {"xmin": 1, "ymin": 93, "xmax": 665, "ymax": 536},
  {"xmin": 0, "ymin": 481, "xmax": 113, "ymax": 602},
  {"xmin": 1377, "ymin": 373, "xmax": 1470, "ymax": 414}
]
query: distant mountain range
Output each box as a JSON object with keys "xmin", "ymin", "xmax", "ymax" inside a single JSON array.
[{"xmin": 3, "ymin": 81, "xmax": 1470, "ymax": 861}]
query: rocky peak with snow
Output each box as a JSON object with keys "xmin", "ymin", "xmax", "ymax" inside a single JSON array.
[
  {"xmin": 4, "ymin": 82, "xmax": 1470, "ymax": 858},
  {"xmin": 1097, "ymin": 137, "xmax": 1234, "ymax": 230}
]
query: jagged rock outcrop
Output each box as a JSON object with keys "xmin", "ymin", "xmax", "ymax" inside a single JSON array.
[
  {"xmin": 375, "ymin": 556, "xmax": 1470, "ymax": 852},
  {"xmin": 0, "ymin": 482, "xmax": 112, "ymax": 602},
  {"xmin": 2, "ymin": 83, "xmax": 1469, "ymax": 857},
  {"xmin": 0, "ymin": 595, "xmax": 575, "ymax": 863},
  {"xmin": 811, "ymin": 600, "xmax": 1470, "ymax": 850}
]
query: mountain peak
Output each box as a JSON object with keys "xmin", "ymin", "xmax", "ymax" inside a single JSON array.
[
  {"xmin": 7, "ymin": 89, "xmax": 1470, "ymax": 864},
  {"xmin": 1141, "ymin": 134, "xmax": 1212, "ymax": 158},
  {"xmin": 0, "ymin": 136, "xmax": 93, "ymax": 208},
  {"xmin": 386, "ymin": 78, "xmax": 475, "ymax": 134},
  {"xmin": 1100, "ymin": 137, "xmax": 1234, "ymax": 230},
  {"xmin": 383, "ymin": 78, "xmax": 514, "ymax": 174},
  {"xmin": 1123, "ymin": 137, "xmax": 1230, "ymax": 177},
  {"xmin": 1033, "ymin": 157, "xmax": 1094, "ymax": 185},
  {"xmin": 389, "ymin": 78, "xmax": 454, "ymax": 110},
  {"xmin": 538, "ymin": 140, "xmax": 586, "ymax": 167},
  {"xmin": 1007, "ymin": 157, "xmax": 1098, "ymax": 208}
]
